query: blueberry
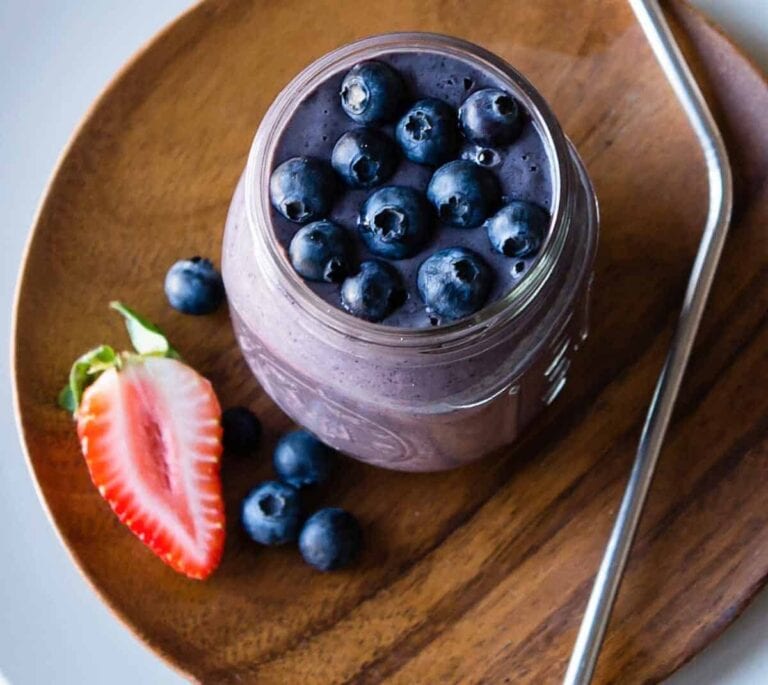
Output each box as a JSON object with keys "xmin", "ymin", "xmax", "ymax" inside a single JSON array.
[
  {"xmin": 358, "ymin": 186, "xmax": 432, "ymax": 259},
  {"xmin": 222, "ymin": 406, "xmax": 262, "ymax": 454},
  {"xmin": 241, "ymin": 481, "xmax": 302, "ymax": 545},
  {"xmin": 484, "ymin": 201, "xmax": 549, "ymax": 258},
  {"xmin": 331, "ymin": 128, "xmax": 398, "ymax": 189},
  {"xmin": 269, "ymin": 156, "xmax": 336, "ymax": 223},
  {"xmin": 289, "ymin": 220, "xmax": 354, "ymax": 283},
  {"xmin": 299, "ymin": 508, "xmax": 362, "ymax": 571},
  {"xmin": 340, "ymin": 61, "xmax": 405, "ymax": 124},
  {"xmin": 341, "ymin": 260, "xmax": 406, "ymax": 322},
  {"xmin": 395, "ymin": 98, "xmax": 459, "ymax": 166},
  {"xmin": 459, "ymin": 88, "xmax": 523, "ymax": 146},
  {"xmin": 417, "ymin": 247, "xmax": 493, "ymax": 321},
  {"xmin": 427, "ymin": 160, "xmax": 500, "ymax": 228},
  {"xmin": 273, "ymin": 429, "xmax": 335, "ymax": 489},
  {"xmin": 164, "ymin": 257, "xmax": 225, "ymax": 315}
]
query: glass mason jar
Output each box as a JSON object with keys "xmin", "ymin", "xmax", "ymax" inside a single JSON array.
[{"xmin": 222, "ymin": 33, "xmax": 598, "ymax": 472}]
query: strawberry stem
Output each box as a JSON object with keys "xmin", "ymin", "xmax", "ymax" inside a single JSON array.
[
  {"xmin": 58, "ymin": 303, "xmax": 181, "ymax": 415},
  {"xmin": 110, "ymin": 302, "xmax": 180, "ymax": 359},
  {"xmin": 58, "ymin": 344, "xmax": 118, "ymax": 414}
]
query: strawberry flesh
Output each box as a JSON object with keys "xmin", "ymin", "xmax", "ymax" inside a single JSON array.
[{"xmin": 77, "ymin": 356, "xmax": 224, "ymax": 579}]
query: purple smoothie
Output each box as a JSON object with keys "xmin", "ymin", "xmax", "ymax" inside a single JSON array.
[
  {"xmin": 269, "ymin": 50, "xmax": 553, "ymax": 328},
  {"xmin": 223, "ymin": 33, "xmax": 598, "ymax": 471}
]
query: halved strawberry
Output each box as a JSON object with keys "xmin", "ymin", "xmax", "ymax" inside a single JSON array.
[{"xmin": 60, "ymin": 303, "xmax": 225, "ymax": 580}]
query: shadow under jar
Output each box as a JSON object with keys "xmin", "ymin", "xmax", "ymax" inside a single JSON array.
[{"xmin": 222, "ymin": 33, "xmax": 598, "ymax": 472}]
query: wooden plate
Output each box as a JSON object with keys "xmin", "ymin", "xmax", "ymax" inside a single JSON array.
[{"xmin": 13, "ymin": 0, "xmax": 768, "ymax": 682}]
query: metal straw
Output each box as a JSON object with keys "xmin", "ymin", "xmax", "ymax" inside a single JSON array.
[{"xmin": 563, "ymin": 1, "xmax": 733, "ymax": 683}]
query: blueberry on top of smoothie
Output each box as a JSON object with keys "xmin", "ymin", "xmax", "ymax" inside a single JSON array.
[
  {"xmin": 340, "ymin": 61, "xmax": 406, "ymax": 124},
  {"xmin": 417, "ymin": 247, "xmax": 493, "ymax": 321},
  {"xmin": 427, "ymin": 160, "xmax": 500, "ymax": 229},
  {"xmin": 358, "ymin": 186, "xmax": 432, "ymax": 260},
  {"xmin": 270, "ymin": 156, "xmax": 336, "ymax": 223},
  {"xmin": 331, "ymin": 128, "xmax": 398, "ymax": 189},
  {"xmin": 395, "ymin": 98, "xmax": 459, "ymax": 166},
  {"xmin": 484, "ymin": 201, "xmax": 549, "ymax": 258},
  {"xmin": 341, "ymin": 259, "xmax": 406, "ymax": 322},
  {"xmin": 459, "ymin": 88, "xmax": 523, "ymax": 146},
  {"xmin": 289, "ymin": 220, "xmax": 354, "ymax": 283},
  {"xmin": 266, "ymin": 47, "xmax": 553, "ymax": 328}
]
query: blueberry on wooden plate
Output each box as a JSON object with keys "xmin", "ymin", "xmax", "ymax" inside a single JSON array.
[
  {"xmin": 241, "ymin": 481, "xmax": 302, "ymax": 546},
  {"xmin": 164, "ymin": 257, "xmax": 225, "ymax": 315},
  {"xmin": 273, "ymin": 429, "xmax": 335, "ymax": 488},
  {"xmin": 299, "ymin": 508, "xmax": 362, "ymax": 571},
  {"xmin": 221, "ymin": 406, "xmax": 262, "ymax": 455}
]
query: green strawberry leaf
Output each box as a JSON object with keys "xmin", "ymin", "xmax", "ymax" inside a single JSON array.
[
  {"xmin": 110, "ymin": 301, "xmax": 180, "ymax": 359},
  {"xmin": 58, "ymin": 303, "xmax": 182, "ymax": 414},
  {"xmin": 57, "ymin": 385, "xmax": 78, "ymax": 414},
  {"xmin": 58, "ymin": 344, "xmax": 119, "ymax": 414}
]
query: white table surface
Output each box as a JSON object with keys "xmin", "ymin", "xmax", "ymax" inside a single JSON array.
[{"xmin": 1, "ymin": 2, "xmax": 766, "ymax": 683}]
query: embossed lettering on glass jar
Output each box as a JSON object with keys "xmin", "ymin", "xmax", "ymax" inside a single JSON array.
[{"xmin": 222, "ymin": 33, "xmax": 598, "ymax": 472}]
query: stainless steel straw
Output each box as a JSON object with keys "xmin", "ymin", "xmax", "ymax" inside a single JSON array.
[{"xmin": 563, "ymin": 1, "xmax": 733, "ymax": 683}]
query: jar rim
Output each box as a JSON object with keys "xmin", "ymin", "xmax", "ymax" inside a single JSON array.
[{"xmin": 244, "ymin": 31, "xmax": 573, "ymax": 350}]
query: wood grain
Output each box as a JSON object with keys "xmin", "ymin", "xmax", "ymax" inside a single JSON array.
[{"xmin": 12, "ymin": 0, "xmax": 768, "ymax": 683}]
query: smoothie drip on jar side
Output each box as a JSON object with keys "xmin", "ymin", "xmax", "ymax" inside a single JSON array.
[{"xmin": 269, "ymin": 50, "xmax": 553, "ymax": 329}]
